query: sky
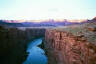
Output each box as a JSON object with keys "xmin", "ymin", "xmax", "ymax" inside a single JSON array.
[{"xmin": 0, "ymin": 0, "xmax": 96, "ymax": 20}]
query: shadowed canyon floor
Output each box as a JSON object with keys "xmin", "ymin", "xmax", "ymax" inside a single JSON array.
[
  {"xmin": 0, "ymin": 26, "xmax": 46, "ymax": 64},
  {"xmin": 23, "ymin": 38, "xmax": 47, "ymax": 64}
]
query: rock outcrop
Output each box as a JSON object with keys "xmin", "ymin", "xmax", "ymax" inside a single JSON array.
[{"xmin": 44, "ymin": 22, "xmax": 96, "ymax": 64}]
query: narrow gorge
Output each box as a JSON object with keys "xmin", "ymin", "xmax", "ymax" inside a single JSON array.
[
  {"xmin": 0, "ymin": 26, "xmax": 46, "ymax": 64},
  {"xmin": 0, "ymin": 21, "xmax": 96, "ymax": 64}
]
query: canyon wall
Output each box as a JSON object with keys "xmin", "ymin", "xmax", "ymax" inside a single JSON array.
[
  {"xmin": 0, "ymin": 26, "xmax": 45, "ymax": 64},
  {"xmin": 45, "ymin": 28, "xmax": 96, "ymax": 64}
]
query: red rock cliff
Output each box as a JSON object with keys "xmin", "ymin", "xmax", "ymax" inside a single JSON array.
[{"xmin": 45, "ymin": 22, "xmax": 96, "ymax": 64}]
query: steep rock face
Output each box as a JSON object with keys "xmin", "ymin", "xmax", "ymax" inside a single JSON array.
[
  {"xmin": 0, "ymin": 26, "xmax": 45, "ymax": 64},
  {"xmin": 45, "ymin": 28, "xmax": 96, "ymax": 64},
  {"xmin": 25, "ymin": 28, "xmax": 45, "ymax": 40},
  {"xmin": 0, "ymin": 27, "xmax": 28, "ymax": 64}
]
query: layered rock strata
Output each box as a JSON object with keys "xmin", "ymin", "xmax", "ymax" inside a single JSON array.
[{"xmin": 45, "ymin": 22, "xmax": 96, "ymax": 64}]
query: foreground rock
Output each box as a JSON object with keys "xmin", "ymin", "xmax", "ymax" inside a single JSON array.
[{"xmin": 44, "ymin": 21, "xmax": 96, "ymax": 64}]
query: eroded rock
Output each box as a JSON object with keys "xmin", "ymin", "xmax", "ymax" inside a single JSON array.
[{"xmin": 45, "ymin": 29, "xmax": 96, "ymax": 64}]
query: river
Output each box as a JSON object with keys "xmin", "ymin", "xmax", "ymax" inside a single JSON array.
[{"xmin": 23, "ymin": 38, "xmax": 47, "ymax": 64}]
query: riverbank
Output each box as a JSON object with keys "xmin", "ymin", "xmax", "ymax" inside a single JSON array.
[
  {"xmin": 23, "ymin": 38, "xmax": 47, "ymax": 64},
  {"xmin": 0, "ymin": 26, "xmax": 46, "ymax": 64}
]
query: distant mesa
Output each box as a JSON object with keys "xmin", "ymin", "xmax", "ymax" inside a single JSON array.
[{"xmin": 0, "ymin": 17, "xmax": 96, "ymax": 27}]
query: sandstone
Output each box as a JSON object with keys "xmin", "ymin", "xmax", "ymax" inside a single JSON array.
[{"xmin": 44, "ymin": 22, "xmax": 96, "ymax": 64}]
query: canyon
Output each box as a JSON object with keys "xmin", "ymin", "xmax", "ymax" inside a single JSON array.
[
  {"xmin": 0, "ymin": 26, "xmax": 45, "ymax": 64},
  {"xmin": 44, "ymin": 21, "xmax": 96, "ymax": 64},
  {"xmin": 0, "ymin": 18, "xmax": 96, "ymax": 64}
]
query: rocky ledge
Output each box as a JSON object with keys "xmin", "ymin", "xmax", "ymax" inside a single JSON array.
[{"xmin": 44, "ymin": 21, "xmax": 96, "ymax": 64}]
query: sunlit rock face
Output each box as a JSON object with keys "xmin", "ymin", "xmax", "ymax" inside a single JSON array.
[{"xmin": 44, "ymin": 21, "xmax": 96, "ymax": 64}]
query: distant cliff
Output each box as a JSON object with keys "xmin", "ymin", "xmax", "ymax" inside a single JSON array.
[
  {"xmin": 0, "ymin": 19, "xmax": 89, "ymax": 27},
  {"xmin": 45, "ymin": 21, "xmax": 96, "ymax": 64}
]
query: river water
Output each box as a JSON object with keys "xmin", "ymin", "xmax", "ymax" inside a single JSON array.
[{"xmin": 23, "ymin": 38, "xmax": 47, "ymax": 64}]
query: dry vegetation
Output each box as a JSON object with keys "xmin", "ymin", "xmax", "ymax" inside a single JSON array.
[{"xmin": 54, "ymin": 21, "xmax": 96, "ymax": 45}]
